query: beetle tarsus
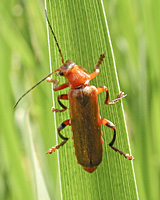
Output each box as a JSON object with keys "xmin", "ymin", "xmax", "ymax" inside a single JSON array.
[
  {"xmin": 46, "ymin": 140, "xmax": 67, "ymax": 154},
  {"xmin": 110, "ymin": 145, "xmax": 134, "ymax": 160},
  {"xmin": 117, "ymin": 91, "xmax": 127, "ymax": 99},
  {"xmin": 46, "ymin": 78, "xmax": 59, "ymax": 89},
  {"xmin": 46, "ymin": 77, "xmax": 54, "ymax": 83},
  {"xmin": 108, "ymin": 91, "xmax": 127, "ymax": 105},
  {"xmin": 46, "ymin": 147, "xmax": 56, "ymax": 154},
  {"xmin": 124, "ymin": 153, "xmax": 135, "ymax": 160},
  {"xmin": 51, "ymin": 107, "xmax": 66, "ymax": 113}
]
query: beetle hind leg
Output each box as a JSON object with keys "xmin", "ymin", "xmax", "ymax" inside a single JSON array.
[
  {"xmin": 109, "ymin": 145, "xmax": 134, "ymax": 160},
  {"xmin": 101, "ymin": 118, "xmax": 134, "ymax": 160},
  {"xmin": 46, "ymin": 119, "xmax": 71, "ymax": 154},
  {"xmin": 46, "ymin": 140, "xmax": 68, "ymax": 154},
  {"xmin": 109, "ymin": 129, "xmax": 134, "ymax": 160}
]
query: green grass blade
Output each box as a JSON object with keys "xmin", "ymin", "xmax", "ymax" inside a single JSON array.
[
  {"xmin": 26, "ymin": 113, "xmax": 50, "ymax": 200},
  {"xmin": 103, "ymin": 0, "xmax": 160, "ymax": 199},
  {"xmin": 0, "ymin": 1, "xmax": 59, "ymax": 199},
  {"xmin": 45, "ymin": 0, "xmax": 139, "ymax": 199}
]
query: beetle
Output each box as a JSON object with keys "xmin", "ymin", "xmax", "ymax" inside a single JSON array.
[{"xmin": 14, "ymin": 10, "xmax": 134, "ymax": 173}]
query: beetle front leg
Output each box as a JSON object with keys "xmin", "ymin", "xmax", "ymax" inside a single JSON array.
[
  {"xmin": 101, "ymin": 118, "xmax": 134, "ymax": 160},
  {"xmin": 46, "ymin": 78, "xmax": 68, "ymax": 91},
  {"xmin": 97, "ymin": 86, "xmax": 127, "ymax": 105},
  {"xmin": 90, "ymin": 54, "xmax": 105, "ymax": 80},
  {"xmin": 46, "ymin": 119, "xmax": 71, "ymax": 154}
]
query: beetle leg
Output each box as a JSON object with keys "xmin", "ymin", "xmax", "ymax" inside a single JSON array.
[
  {"xmin": 46, "ymin": 78, "xmax": 68, "ymax": 91},
  {"xmin": 101, "ymin": 118, "xmax": 134, "ymax": 160},
  {"xmin": 97, "ymin": 86, "xmax": 127, "ymax": 105},
  {"xmin": 53, "ymin": 82, "xmax": 68, "ymax": 91},
  {"xmin": 46, "ymin": 119, "xmax": 71, "ymax": 154},
  {"xmin": 111, "ymin": 91, "xmax": 127, "ymax": 103},
  {"xmin": 52, "ymin": 94, "xmax": 68, "ymax": 112},
  {"xmin": 90, "ymin": 54, "xmax": 105, "ymax": 80},
  {"xmin": 46, "ymin": 78, "xmax": 69, "ymax": 112}
]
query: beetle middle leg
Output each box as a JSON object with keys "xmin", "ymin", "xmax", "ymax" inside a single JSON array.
[
  {"xmin": 46, "ymin": 119, "xmax": 71, "ymax": 154},
  {"xmin": 46, "ymin": 78, "xmax": 69, "ymax": 112},
  {"xmin": 51, "ymin": 94, "xmax": 68, "ymax": 112},
  {"xmin": 101, "ymin": 118, "xmax": 134, "ymax": 160},
  {"xmin": 97, "ymin": 86, "xmax": 127, "ymax": 105}
]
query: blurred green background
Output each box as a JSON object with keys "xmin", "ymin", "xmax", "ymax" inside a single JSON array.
[{"xmin": 0, "ymin": 0, "xmax": 159, "ymax": 199}]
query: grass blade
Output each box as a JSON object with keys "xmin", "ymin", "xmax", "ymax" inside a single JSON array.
[{"xmin": 45, "ymin": 0, "xmax": 139, "ymax": 199}]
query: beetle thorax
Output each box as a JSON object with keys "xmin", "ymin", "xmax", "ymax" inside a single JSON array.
[{"xmin": 66, "ymin": 66, "xmax": 91, "ymax": 88}]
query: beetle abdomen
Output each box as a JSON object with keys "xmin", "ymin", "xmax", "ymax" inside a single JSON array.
[{"xmin": 68, "ymin": 86, "xmax": 102, "ymax": 172}]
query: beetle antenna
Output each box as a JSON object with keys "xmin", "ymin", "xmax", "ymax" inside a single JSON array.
[
  {"xmin": 13, "ymin": 69, "xmax": 59, "ymax": 108},
  {"xmin": 45, "ymin": 9, "xmax": 64, "ymax": 65}
]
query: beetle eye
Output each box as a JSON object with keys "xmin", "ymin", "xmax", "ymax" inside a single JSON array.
[{"xmin": 59, "ymin": 71, "xmax": 64, "ymax": 76}]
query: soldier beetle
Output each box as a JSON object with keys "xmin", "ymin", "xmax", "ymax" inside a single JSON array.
[{"xmin": 14, "ymin": 10, "xmax": 134, "ymax": 173}]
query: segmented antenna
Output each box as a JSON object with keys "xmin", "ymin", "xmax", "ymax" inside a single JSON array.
[
  {"xmin": 13, "ymin": 69, "xmax": 59, "ymax": 108},
  {"xmin": 13, "ymin": 10, "xmax": 64, "ymax": 108},
  {"xmin": 45, "ymin": 9, "xmax": 64, "ymax": 64}
]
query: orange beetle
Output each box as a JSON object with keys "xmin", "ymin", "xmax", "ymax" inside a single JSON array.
[{"xmin": 14, "ymin": 10, "xmax": 134, "ymax": 173}]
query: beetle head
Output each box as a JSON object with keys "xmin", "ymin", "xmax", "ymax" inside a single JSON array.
[{"xmin": 58, "ymin": 60, "xmax": 75, "ymax": 76}]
